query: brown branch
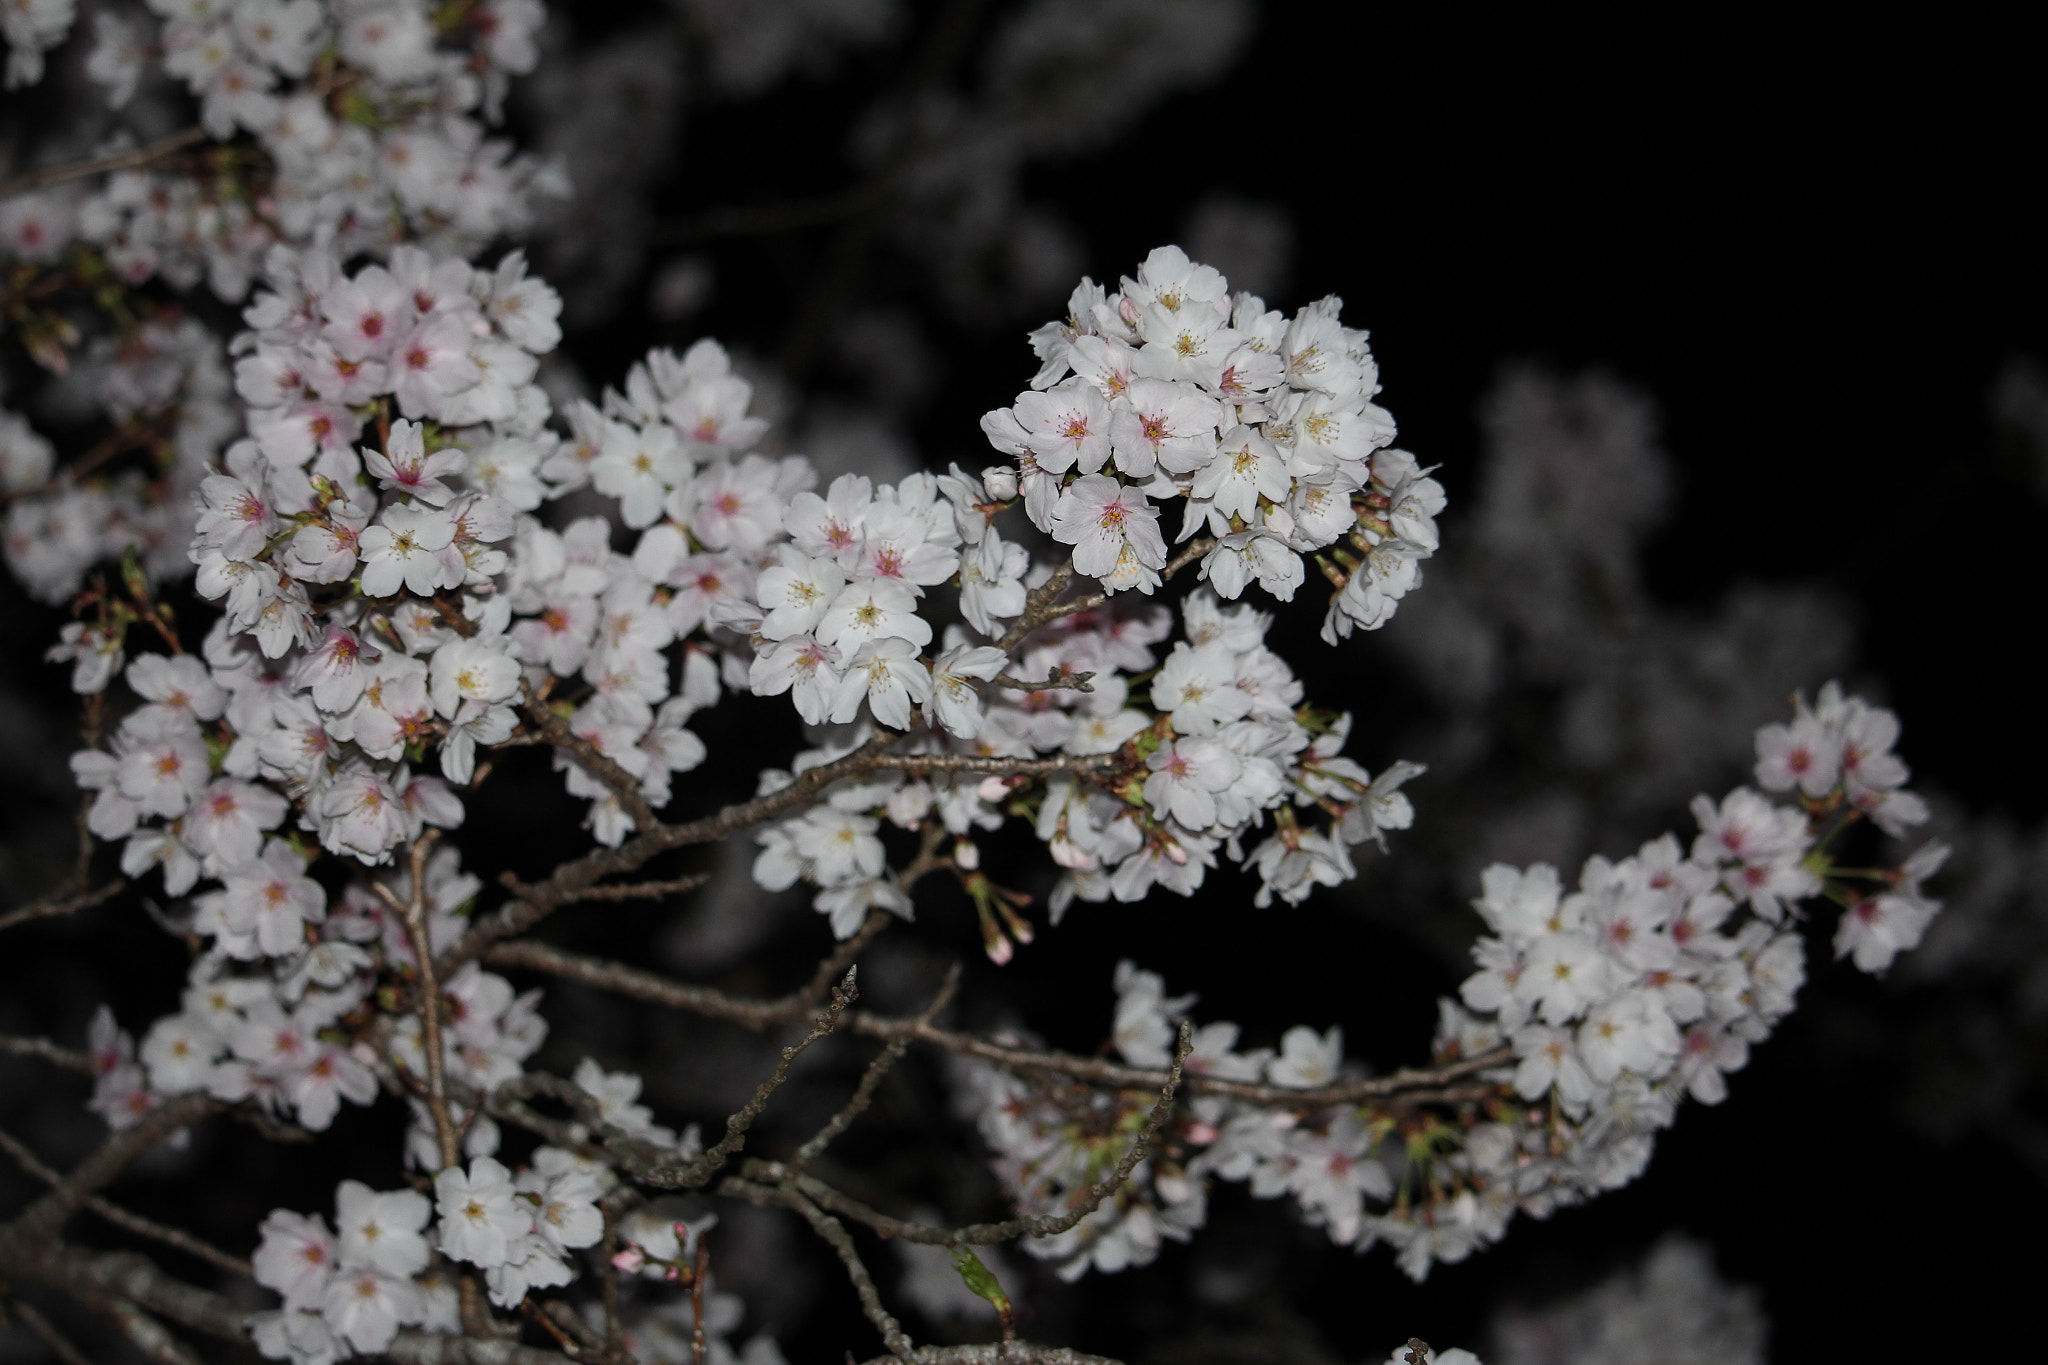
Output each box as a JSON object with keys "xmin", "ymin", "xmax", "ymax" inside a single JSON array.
[
  {"xmin": 0, "ymin": 128, "xmax": 211, "ymax": 202},
  {"xmin": 483, "ymin": 942, "xmax": 1515, "ymax": 1107},
  {"xmin": 993, "ymin": 540, "xmax": 1213, "ymax": 655},
  {"xmin": 554, "ymin": 872, "xmax": 709, "ymax": 905},
  {"xmin": 521, "ymin": 692, "xmax": 661, "ymax": 838},
  {"xmin": 440, "ymin": 733, "xmax": 902, "ymax": 976},
  {"xmin": 858, "ymin": 1347, "xmax": 1123, "ymax": 1365},
  {"xmin": 644, "ymin": 970, "xmax": 860, "ymax": 1189},
  {"xmin": 4, "ymin": 1299, "xmax": 95, "ymax": 1365},
  {"xmin": 0, "ymin": 879, "xmax": 125, "ymax": 935},
  {"xmin": 787, "ymin": 966, "xmax": 962, "ymax": 1176},
  {"xmin": 0, "ymin": 1126, "xmax": 252, "ymax": 1278},
  {"xmin": 743, "ymin": 1022, "xmax": 1196, "ymax": 1249},
  {"xmin": 4, "ymin": 1092, "xmax": 223, "ymax": 1242},
  {"xmin": 0, "ymin": 1033, "xmax": 94, "ymax": 1074},
  {"xmin": 377, "ymin": 835, "xmax": 461, "ymax": 1173},
  {"xmin": 724, "ymin": 1181, "xmax": 915, "ymax": 1362},
  {"xmin": 689, "ymin": 1237, "xmax": 708, "ymax": 1365},
  {"xmin": 103, "ymin": 1295, "xmax": 203, "ymax": 1365},
  {"xmin": 870, "ymin": 753, "xmax": 1120, "ymax": 777},
  {"xmin": 990, "ymin": 671, "xmax": 1094, "ymax": 694}
]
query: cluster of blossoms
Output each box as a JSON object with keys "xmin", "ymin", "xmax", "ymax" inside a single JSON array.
[
  {"xmin": 10, "ymin": 0, "xmax": 557, "ymax": 296},
  {"xmin": 956, "ymin": 688, "xmax": 1945, "ymax": 1282},
  {"xmin": 728, "ymin": 251, "xmax": 1430, "ymax": 943},
  {"xmin": 247, "ymin": 1143, "xmax": 608, "ymax": 1361},
  {"xmin": 62, "ymin": 243, "xmax": 567, "ymax": 880},
  {"xmin": 1, "ymin": 0, "xmax": 561, "ymax": 623},
  {"xmin": 4, "ymin": 317, "xmax": 237, "ymax": 603},
  {"xmin": 982, "ymin": 245, "xmax": 1443, "ymax": 639}
]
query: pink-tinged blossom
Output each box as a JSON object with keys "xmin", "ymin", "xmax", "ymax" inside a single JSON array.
[
  {"xmin": 253, "ymin": 1209, "xmax": 339, "ymax": 1311},
  {"xmin": 1003, "ymin": 379, "xmax": 1113, "ymax": 474},
  {"xmin": 363, "ymin": 418, "xmax": 467, "ymax": 506},
  {"xmin": 127, "ymin": 653, "xmax": 227, "ymax": 723},
  {"xmin": 816, "ymin": 578, "xmax": 931, "ymax": 651},
  {"xmin": 114, "ymin": 711, "xmax": 211, "ymax": 819},
  {"xmin": 690, "ymin": 454, "xmax": 789, "ymax": 554},
  {"xmin": 1145, "ymin": 736, "xmax": 1243, "ymax": 830},
  {"xmin": 831, "ymin": 637, "xmax": 933, "ymax": 730},
  {"xmin": 182, "ymin": 778, "xmax": 290, "ymax": 870},
  {"xmin": 755, "ymin": 547, "xmax": 845, "ymax": 641},
  {"xmin": 786, "ymin": 474, "xmax": 872, "ymax": 568},
  {"xmin": 323, "ymin": 1266, "xmax": 426, "ymax": 1353},
  {"xmin": 390, "ymin": 315, "xmax": 482, "ymax": 419},
  {"xmin": 749, "ymin": 636, "xmax": 841, "ymax": 725},
  {"xmin": 193, "ymin": 473, "xmax": 278, "ymax": 559},
  {"xmin": 1108, "ymin": 377, "xmax": 1222, "ymax": 478},
  {"xmin": 286, "ymin": 500, "xmax": 371, "ymax": 584},
  {"xmin": 318, "ymin": 765, "xmax": 408, "ymax": 864},
  {"xmin": 434, "ymin": 1157, "xmax": 531, "ymax": 1267},
  {"xmin": 358, "ymin": 503, "xmax": 461, "ymax": 597},
  {"xmin": 293, "ymin": 626, "xmax": 377, "ymax": 711},
  {"xmin": 335, "ymin": 1181, "xmax": 432, "ymax": 1278},
  {"xmin": 593, "ymin": 418, "xmax": 684, "ymax": 528},
  {"xmin": 216, "ymin": 839, "xmax": 327, "ymax": 958},
  {"xmin": 1049, "ymin": 475, "xmax": 1166, "ymax": 582}
]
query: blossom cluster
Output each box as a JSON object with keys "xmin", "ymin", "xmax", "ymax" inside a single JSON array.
[
  {"xmin": 8, "ymin": 0, "xmax": 558, "ymax": 298},
  {"xmin": 955, "ymin": 688, "xmax": 1946, "ymax": 1282},
  {"xmin": 983, "ymin": 245, "xmax": 1443, "ymax": 639},
  {"xmin": 4, "ymin": 318, "xmax": 237, "ymax": 603},
  {"xmin": 247, "ymin": 1143, "xmax": 607, "ymax": 1361}
]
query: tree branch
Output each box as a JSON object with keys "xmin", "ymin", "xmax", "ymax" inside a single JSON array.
[
  {"xmin": 0, "ymin": 1125, "xmax": 252, "ymax": 1278},
  {"xmin": 482, "ymin": 942, "xmax": 1515, "ymax": 1107},
  {"xmin": 787, "ymin": 966, "xmax": 962, "ymax": 1176},
  {"xmin": 722, "ymin": 1181, "xmax": 916, "ymax": 1362},
  {"xmin": 0, "ymin": 128, "xmax": 210, "ymax": 202},
  {"xmin": 0, "ymin": 879, "xmax": 125, "ymax": 935},
  {"xmin": 0, "ymin": 1033, "xmax": 94, "ymax": 1074},
  {"xmin": 4, "ymin": 1092, "xmax": 223, "ymax": 1242}
]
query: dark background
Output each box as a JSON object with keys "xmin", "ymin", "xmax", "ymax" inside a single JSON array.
[{"xmin": 4, "ymin": 4, "xmax": 2044, "ymax": 1361}]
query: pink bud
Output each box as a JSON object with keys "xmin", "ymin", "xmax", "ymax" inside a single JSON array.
[{"xmin": 611, "ymin": 1247, "xmax": 646, "ymax": 1273}]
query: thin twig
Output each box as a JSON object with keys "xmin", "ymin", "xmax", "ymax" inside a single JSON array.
[
  {"xmin": 787, "ymin": 966, "xmax": 962, "ymax": 1177},
  {"xmin": 0, "ymin": 879, "xmax": 125, "ymax": 935},
  {"xmin": 440, "ymin": 733, "xmax": 903, "ymax": 975},
  {"xmin": 727, "ymin": 1182, "xmax": 915, "ymax": 1363},
  {"xmin": 649, "ymin": 971, "xmax": 861, "ymax": 1189},
  {"xmin": 870, "ymin": 753, "xmax": 1120, "ymax": 777},
  {"xmin": 377, "ymin": 835, "xmax": 459, "ymax": 1171},
  {"xmin": 992, "ymin": 539, "xmax": 1213, "ymax": 655},
  {"xmin": 744, "ymin": 1022, "xmax": 1196, "ymax": 1249},
  {"xmin": 0, "ymin": 1033, "xmax": 95, "ymax": 1074},
  {"xmin": 5, "ymin": 1298, "xmax": 95, "ymax": 1365},
  {"xmin": 990, "ymin": 670, "xmax": 1094, "ymax": 694},
  {"xmin": 857, "ymin": 1347, "xmax": 1123, "ymax": 1365},
  {"xmin": 6, "ymin": 1092, "xmax": 223, "ymax": 1242},
  {"xmin": 521, "ymin": 690, "xmax": 661, "ymax": 837},
  {"xmin": 483, "ymin": 942, "xmax": 1515, "ymax": 1107},
  {"xmin": 689, "ymin": 1237, "xmax": 708, "ymax": 1365},
  {"xmin": 103, "ymin": 1295, "xmax": 202, "ymax": 1365},
  {"xmin": 0, "ymin": 127, "xmax": 210, "ymax": 201},
  {"xmin": 554, "ymin": 873, "xmax": 709, "ymax": 905},
  {"xmin": 0, "ymin": 1126, "xmax": 252, "ymax": 1279}
]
